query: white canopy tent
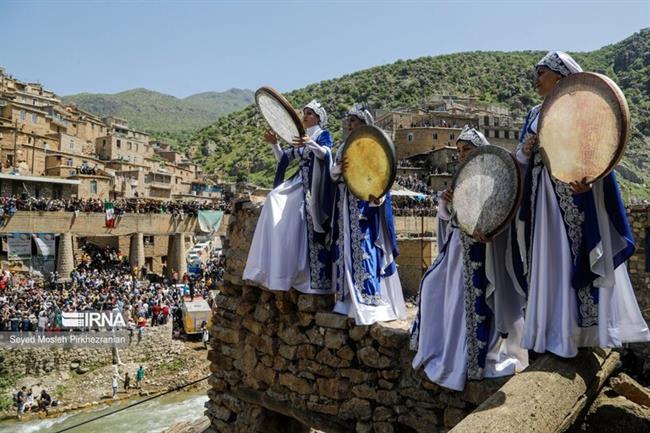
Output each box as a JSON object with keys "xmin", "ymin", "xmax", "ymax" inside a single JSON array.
[{"xmin": 390, "ymin": 184, "xmax": 427, "ymax": 200}]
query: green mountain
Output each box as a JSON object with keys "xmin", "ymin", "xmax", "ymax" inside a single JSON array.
[
  {"xmin": 189, "ymin": 29, "xmax": 650, "ymax": 201},
  {"xmin": 62, "ymin": 88, "xmax": 254, "ymax": 148}
]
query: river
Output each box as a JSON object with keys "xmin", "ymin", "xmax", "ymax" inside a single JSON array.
[{"xmin": 0, "ymin": 391, "xmax": 208, "ymax": 433}]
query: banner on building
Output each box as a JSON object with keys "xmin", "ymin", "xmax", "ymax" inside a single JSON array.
[
  {"xmin": 32, "ymin": 233, "xmax": 56, "ymax": 275},
  {"xmin": 33, "ymin": 233, "xmax": 56, "ymax": 258},
  {"xmin": 7, "ymin": 233, "xmax": 32, "ymax": 261}
]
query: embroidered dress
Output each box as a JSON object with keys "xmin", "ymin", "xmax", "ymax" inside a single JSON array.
[
  {"xmin": 410, "ymin": 211, "xmax": 527, "ymax": 391},
  {"xmin": 516, "ymin": 102, "xmax": 650, "ymax": 357},
  {"xmin": 243, "ymin": 124, "xmax": 334, "ymax": 294},
  {"xmin": 411, "ymin": 128, "xmax": 527, "ymax": 391},
  {"xmin": 330, "ymin": 146, "xmax": 406, "ymax": 325}
]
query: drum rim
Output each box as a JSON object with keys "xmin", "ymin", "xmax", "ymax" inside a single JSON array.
[
  {"xmin": 538, "ymin": 71, "xmax": 630, "ymax": 184},
  {"xmin": 341, "ymin": 125, "xmax": 397, "ymax": 201},
  {"xmin": 255, "ymin": 86, "xmax": 306, "ymax": 143},
  {"xmin": 451, "ymin": 145, "xmax": 523, "ymax": 239}
]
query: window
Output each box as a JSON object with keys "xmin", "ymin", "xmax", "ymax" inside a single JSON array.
[
  {"xmin": 90, "ymin": 180, "xmax": 97, "ymax": 194},
  {"xmin": 433, "ymin": 132, "xmax": 438, "ymax": 140},
  {"xmin": 116, "ymin": 139, "xmax": 121, "ymax": 148},
  {"xmin": 69, "ymin": 139, "xmax": 74, "ymax": 149},
  {"xmin": 103, "ymin": 139, "xmax": 106, "ymax": 147},
  {"xmin": 143, "ymin": 235, "xmax": 154, "ymax": 246},
  {"xmin": 515, "ymin": 131, "xmax": 520, "ymax": 141},
  {"xmin": 449, "ymin": 133, "xmax": 454, "ymax": 140},
  {"xmin": 128, "ymin": 141, "xmax": 132, "ymax": 150},
  {"xmin": 484, "ymin": 116, "xmax": 489, "ymax": 126},
  {"xmin": 31, "ymin": 113, "xmax": 38, "ymax": 123},
  {"xmin": 494, "ymin": 117, "xmax": 500, "ymax": 127},
  {"xmin": 407, "ymin": 132, "xmax": 414, "ymax": 143},
  {"xmin": 20, "ymin": 110, "xmax": 26, "ymax": 121},
  {"xmin": 66, "ymin": 158, "xmax": 73, "ymax": 166}
]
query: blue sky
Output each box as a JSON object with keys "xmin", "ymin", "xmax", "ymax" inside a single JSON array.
[{"xmin": 0, "ymin": 0, "xmax": 648, "ymax": 97}]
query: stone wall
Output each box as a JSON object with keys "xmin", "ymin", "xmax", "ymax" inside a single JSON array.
[
  {"xmin": 396, "ymin": 238, "xmax": 436, "ymax": 298},
  {"xmin": 205, "ymin": 199, "xmax": 506, "ymax": 433},
  {"xmin": 0, "ymin": 321, "xmax": 174, "ymax": 377},
  {"xmin": 393, "ymin": 216, "xmax": 437, "ymax": 237},
  {"xmin": 626, "ymin": 205, "xmax": 650, "ymax": 372},
  {"xmin": 0, "ymin": 211, "xmax": 201, "ymax": 236},
  {"xmin": 628, "ymin": 205, "xmax": 650, "ymax": 323}
]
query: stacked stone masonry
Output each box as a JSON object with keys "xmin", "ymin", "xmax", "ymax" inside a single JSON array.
[
  {"xmin": 628, "ymin": 205, "xmax": 650, "ymax": 323},
  {"xmin": 0, "ymin": 321, "xmax": 174, "ymax": 377},
  {"xmin": 205, "ymin": 199, "xmax": 507, "ymax": 433},
  {"xmin": 626, "ymin": 205, "xmax": 650, "ymax": 371}
]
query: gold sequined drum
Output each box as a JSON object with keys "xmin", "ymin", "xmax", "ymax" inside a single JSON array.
[
  {"xmin": 342, "ymin": 125, "xmax": 396, "ymax": 201},
  {"xmin": 538, "ymin": 72, "xmax": 630, "ymax": 184},
  {"xmin": 451, "ymin": 146, "xmax": 522, "ymax": 238}
]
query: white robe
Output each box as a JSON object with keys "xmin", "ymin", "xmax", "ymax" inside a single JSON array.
[
  {"xmin": 413, "ymin": 201, "xmax": 528, "ymax": 391},
  {"xmin": 521, "ymin": 168, "xmax": 650, "ymax": 357},
  {"xmin": 243, "ymin": 174, "xmax": 311, "ymax": 292},
  {"xmin": 243, "ymin": 126, "xmax": 332, "ymax": 294}
]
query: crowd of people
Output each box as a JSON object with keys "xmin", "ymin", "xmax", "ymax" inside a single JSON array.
[
  {"xmin": 14, "ymin": 386, "xmax": 56, "ymax": 419},
  {"xmin": 391, "ymin": 195, "xmax": 437, "ymax": 216},
  {"xmin": 391, "ymin": 171, "xmax": 438, "ymax": 216},
  {"xmin": 0, "ymin": 242, "xmax": 223, "ymax": 335},
  {"xmin": 76, "ymin": 162, "xmax": 98, "ymax": 175},
  {"xmin": 0, "ymin": 195, "xmax": 230, "ymax": 217},
  {"xmin": 394, "ymin": 174, "xmax": 435, "ymax": 195}
]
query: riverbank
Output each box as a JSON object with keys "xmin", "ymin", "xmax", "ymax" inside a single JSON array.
[
  {"xmin": 0, "ymin": 339, "xmax": 209, "ymax": 423},
  {"xmin": 0, "ymin": 390, "xmax": 210, "ymax": 433}
]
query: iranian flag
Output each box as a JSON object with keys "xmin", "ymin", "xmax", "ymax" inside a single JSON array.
[{"xmin": 104, "ymin": 201, "xmax": 116, "ymax": 228}]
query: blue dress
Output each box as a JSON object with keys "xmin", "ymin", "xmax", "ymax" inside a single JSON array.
[{"xmin": 330, "ymin": 161, "xmax": 406, "ymax": 324}]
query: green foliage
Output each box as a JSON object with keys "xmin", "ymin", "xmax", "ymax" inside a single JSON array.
[
  {"xmin": 157, "ymin": 359, "xmax": 184, "ymax": 372},
  {"xmin": 54, "ymin": 384, "xmax": 67, "ymax": 399},
  {"xmin": 187, "ymin": 29, "xmax": 650, "ymax": 200},
  {"xmin": 61, "ymin": 88, "xmax": 254, "ymax": 147},
  {"xmin": 0, "ymin": 374, "xmax": 20, "ymax": 411}
]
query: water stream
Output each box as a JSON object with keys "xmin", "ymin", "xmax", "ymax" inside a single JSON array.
[{"xmin": 0, "ymin": 390, "xmax": 208, "ymax": 433}]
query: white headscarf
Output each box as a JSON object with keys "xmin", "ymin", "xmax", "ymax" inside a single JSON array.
[
  {"xmin": 457, "ymin": 126, "xmax": 489, "ymax": 147},
  {"xmin": 347, "ymin": 103, "xmax": 374, "ymax": 125},
  {"xmin": 304, "ymin": 99, "xmax": 328, "ymax": 127},
  {"xmin": 536, "ymin": 51, "xmax": 583, "ymax": 77}
]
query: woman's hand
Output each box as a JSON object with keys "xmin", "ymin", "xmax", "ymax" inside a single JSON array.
[
  {"xmin": 340, "ymin": 156, "xmax": 350, "ymax": 173},
  {"xmin": 264, "ymin": 129, "xmax": 278, "ymax": 144},
  {"xmin": 472, "ymin": 230, "xmax": 490, "ymax": 244},
  {"xmin": 292, "ymin": 135, "xmax": 310, "ymax": 148},
  {"xmin": 522, "ymin": 134, "xmax": 538, "ymax": 157},
  {"xmin": 442, "ymin": 188, "xmax": 454, "ymax": 203},
  {"xmin": 570, "ymin": 177, "xmax": 592, "ymax": 194},
  {"xmin": 368, "ymin": 194, "xmax": 382, "ymax": 206}
]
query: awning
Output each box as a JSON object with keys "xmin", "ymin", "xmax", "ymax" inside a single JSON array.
[
  {"xmin": 0, "ymin": 173, "xmax": 80, "ymax": 185},
  {"xmin": 197, "ymin": 210, "xmax": 224, "ymax": 234},
  {"xmin": 390, "ymin": 184, "xmax": 427, "ymax": 200}
]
